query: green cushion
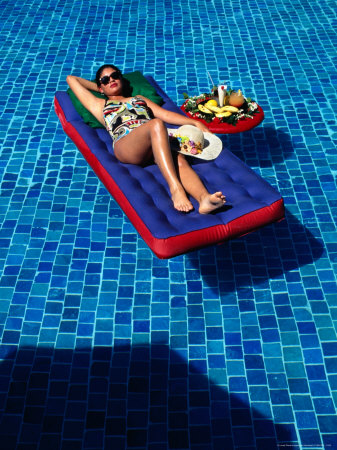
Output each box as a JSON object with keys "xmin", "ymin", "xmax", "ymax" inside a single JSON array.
[
  {"xmin": 124, "ymin": 71, "xmax": 163, "ymax": 105},
  {"xmin": 67, "ymin": 89, "xmax": 106, "ymax": 128},
  {"xmin": 67, "ymin": 70, "xmax": 164, "ymax": 128}
]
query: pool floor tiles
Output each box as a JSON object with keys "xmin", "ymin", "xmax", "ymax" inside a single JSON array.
[{"xmin": 1, "ymin": 0, "xmax": 337, "ymax": 448}]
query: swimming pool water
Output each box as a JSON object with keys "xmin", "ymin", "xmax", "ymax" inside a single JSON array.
[{"xmin": 0, "ymin": 0, "xmax": 337, "ymax": 448}]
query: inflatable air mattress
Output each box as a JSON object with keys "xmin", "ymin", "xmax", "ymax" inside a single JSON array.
[{"xmin": 54, "ymin": 76, "xmax": 284, "ymax": 259}]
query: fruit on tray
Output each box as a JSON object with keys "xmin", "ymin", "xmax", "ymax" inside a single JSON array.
[
  {"xmin": 205, "ymin": 99, "xmax": 218, "ymax": 107},
  {"xmin": 206, "ymin": 104, "xmax": 223, "ymax": 113},
  {"xmin": 198, "ymin": 104, "xmax": 213, "ymax": 114},
  {"xmin": 207, "ymin": 104, "xmax": 239, "ymax": 113},
  {"xmin": 220, "ymin": 105, "xmax": 239, "ymax": 113},
  {"xmin": 215, "ymin": 111, "xmax": 232, "ymax": 118},
  {"xmin": 182, "ymin": 89, "xmax": 259, "ymax": 126}
]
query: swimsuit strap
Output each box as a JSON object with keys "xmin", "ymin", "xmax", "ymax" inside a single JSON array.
[{"xmin": 104, "ymin": 96, "xmax": 142, "ymax": 106}]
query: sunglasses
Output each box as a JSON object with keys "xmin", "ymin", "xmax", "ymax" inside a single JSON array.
[{"xmin": 99, "ymin": 71, "xmax": 121, "ymax": 85}]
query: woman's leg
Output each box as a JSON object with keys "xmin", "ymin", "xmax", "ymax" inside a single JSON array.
[
  {"xmin": 113, "ymin": 119, "xmax": 193, "ymax": 212},
  {"xmin": 114, "ymin": 119, "xmax": 226, "ymax": 214},
  {"xmin": 176, "ymin": 154, "xmax": 226, "ymax": 214}
]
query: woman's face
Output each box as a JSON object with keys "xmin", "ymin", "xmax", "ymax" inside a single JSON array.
[{"xmin": 99, "ymin": 67, "xmax": 123, "ymax": 96}]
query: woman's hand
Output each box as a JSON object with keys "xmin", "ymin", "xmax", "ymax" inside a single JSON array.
[{"xmin": 193, "ymin": 120, "xmax": 211, "ymax": 133}]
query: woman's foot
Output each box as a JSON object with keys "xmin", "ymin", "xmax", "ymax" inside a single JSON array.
[
  {"xmin": 199, "ymin": 192, "xmax": 226, "ymax": 214},
  {"xmin": 171, "ymin": 187, "xmax": 194, "ymax": 212}
]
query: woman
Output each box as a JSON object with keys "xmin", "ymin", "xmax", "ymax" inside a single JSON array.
[{"xmin": 66, "ymin": 64, "xmax": 226, "ymax": 214}]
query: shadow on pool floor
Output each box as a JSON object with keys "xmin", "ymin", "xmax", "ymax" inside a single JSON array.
[
  {"xmin": 223, "ymin": 126, "xmax": 296, "ymax": 167},
  {"xmin": 186, "ymin": 207, "xmax": 324, "ymax": 293},
  {"xmin": 0, "ymin": 344, "xmax": 298, "ymax": 449}
]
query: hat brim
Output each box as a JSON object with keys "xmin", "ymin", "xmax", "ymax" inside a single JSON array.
[{"xmin": 167, "ymin": 128, "xmax": 223, "ymax": 160}]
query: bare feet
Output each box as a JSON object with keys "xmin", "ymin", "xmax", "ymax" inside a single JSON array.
[
  {"xmin": 171, "ymin": 187, "xmax": 194, "ymax": 212},
  {"xmin": 199, "ymin": 192, "xmax": 226, "ymax": 214}
]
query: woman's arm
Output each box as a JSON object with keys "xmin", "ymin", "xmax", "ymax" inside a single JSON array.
[
  {"xmin": 66, "ymin": 75, "xmax": 105, "ymax": 124},
  {"xmin": 67, "ymin": 75, "xmax": 100, "ymax": 92},
  {"xmin": 140, "ymin": 96, "xmax": 211, "ymax": 133}
]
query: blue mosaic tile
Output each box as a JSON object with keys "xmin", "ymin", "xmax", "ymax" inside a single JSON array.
[{"xmin": 1, "ymin": 0, "xmax": 337, "ymax": 448}]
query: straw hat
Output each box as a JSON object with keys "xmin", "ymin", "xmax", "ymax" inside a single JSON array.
[{"xmin": 167, "ymin": 125, "xmax": 222, "ymax": 160}]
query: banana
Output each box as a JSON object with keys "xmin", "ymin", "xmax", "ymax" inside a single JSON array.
[
  {"xmin": 198, "ymin": 104, "xmax": 213, "ymax": 114},
  {"xmin": 206, "ymin": 105, "xmax": 222, "ymax": 113},
  {"xmin": 220, "ymin": 105, "xmax": 239, "ymax": 113},
  {"xmin": 198, "ymin": 102, "xmax": 239, "ymax": 117},
  {"xmin": 216, "ymin": 111, "xmax": 232, "ymax": 118}
]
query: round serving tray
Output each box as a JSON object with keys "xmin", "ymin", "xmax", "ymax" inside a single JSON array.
[{"xmin": 180, "ymin": 103, "xmax": 264, "ymax": 134}]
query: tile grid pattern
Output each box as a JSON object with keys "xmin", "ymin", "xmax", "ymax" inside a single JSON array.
[{"xmin": 1, "ymin": 0, "xmax": 337, "ymax": 448}]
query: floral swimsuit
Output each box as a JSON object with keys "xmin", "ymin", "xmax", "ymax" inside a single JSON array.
[{"xmin": 103, "ymin": 96, "xmax": 153, "ymax": 145}]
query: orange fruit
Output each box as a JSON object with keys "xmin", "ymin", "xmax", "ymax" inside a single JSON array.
[{"xmin": 206, "ymin": 99, "xmax": 218, "ymax": 107}]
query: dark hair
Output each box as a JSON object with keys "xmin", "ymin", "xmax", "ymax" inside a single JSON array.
[{"xmin": 95, "ymin": 64, "xmax": 132, "ymax": 96}]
